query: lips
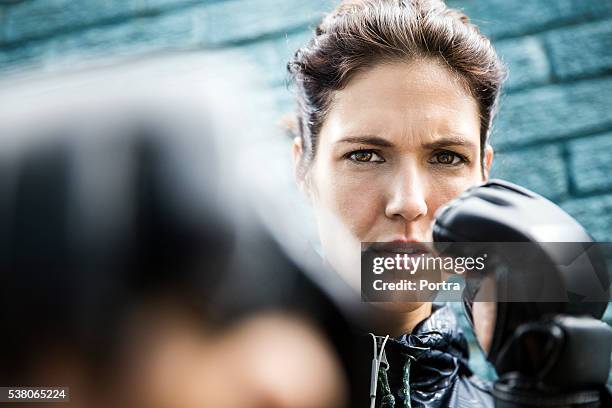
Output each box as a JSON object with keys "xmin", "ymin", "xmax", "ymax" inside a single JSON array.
[{"xmin": 365, "ymin": 240, "xmax": 433, "ymax": 256}]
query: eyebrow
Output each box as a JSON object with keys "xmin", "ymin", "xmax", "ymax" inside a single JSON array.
[
  {"xmin": 336, "ymin": 135, "xmax": 477, "ymax": 150},
  {"xmin": 336, "ymin": 136, "xmax": 394, "ymax": 147},
  {"xmin": 422, "ymin": 136, "xmax": 478, "ymax": 150}
]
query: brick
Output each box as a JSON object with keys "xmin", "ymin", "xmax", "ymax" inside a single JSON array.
[
  {"xmin": 228, "ymin": 29, "xmax": 312, "ymax": 86},
  {"xmin": 0, "ymin": 42, "xmax": 47, "ymax": 74},
  {"xmin": 490, "ymin": 144, "xmax": 567, "ymax": 200},
  {"xmin": 492, "ymin": 77, "xmax": 612, "ymax": 148},
  {"xmin": 3, "ymin": 0, "xmax": 148, "ymax": 44},
  {"xmin": 447, "ymin": 0, "xmax": 612, "ymax": 40},
  {"xmin": 196, "ymin": 0, "xmax": 330, "ymax": 46},
  {"xmin": 544, "ymin": 18, "xmax": 612, "ymax": 81},
  {"xmin": 0, "ymin": 6, "xmax": 6, "ymax": 43},
  {"xmin": 561, "ymin": 194, "xmax": 612, "ymax": 242},
  {"xmin": 42, "ymin": 11, "xmax": 197, "ymax": 71},
  {"xmin": 569, "ymin": 132, "xmax": 612, "ymax": 194},
  {"xmin": 144, "ymin": 0, "xmax": 222, "ymax": 10},
  {"xmin": 5, "ymin": 0, "xmax": 332, "ymax": 46},
  {"xmin": 495, "ymin": 36, "xmax": 550, "ymax": 92}
]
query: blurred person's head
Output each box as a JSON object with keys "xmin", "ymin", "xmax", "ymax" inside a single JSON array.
[
  {"xmin": 0, "ymin": 54, "xmax": 347, "ymax": 408},
  {"xmin": 288, "ymin": 0, "xmax": 506, "ymax": 320}
]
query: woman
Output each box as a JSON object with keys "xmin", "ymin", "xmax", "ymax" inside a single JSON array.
[{"xmin": 287, "ymin": 0, "xmax": 506, "ymax": 407}]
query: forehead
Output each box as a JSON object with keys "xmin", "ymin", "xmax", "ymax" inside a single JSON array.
[{"xmin": 321, "ymin": 59, "xmax": 480, "ymax": 145}]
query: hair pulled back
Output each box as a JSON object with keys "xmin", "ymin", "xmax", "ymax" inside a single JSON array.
[{"xmin": 288, "ymin": 0, "xmax": 507, "ymax": 172}]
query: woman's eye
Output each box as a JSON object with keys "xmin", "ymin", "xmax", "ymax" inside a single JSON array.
[
  {"xmin": 432, "ymin": 151, "xmax": 465, "ymax": 166},
  {"xmin": 347, "ymin": 150, "xmax": 385, "ymax": 163}
]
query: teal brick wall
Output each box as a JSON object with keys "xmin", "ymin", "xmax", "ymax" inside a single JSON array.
[{"xmin": 1, "ymin": 0, "xmax": 610, "ymax": 384}]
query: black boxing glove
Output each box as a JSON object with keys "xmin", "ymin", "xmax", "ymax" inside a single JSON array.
[{"xmin": 432, "ymin": 179, "xmax": 611, "ymax": 392}]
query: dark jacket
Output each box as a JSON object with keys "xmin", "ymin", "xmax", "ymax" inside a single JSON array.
[{"xmin": 372, "ymin": 304, "xmax": 493, "ymax": 408}]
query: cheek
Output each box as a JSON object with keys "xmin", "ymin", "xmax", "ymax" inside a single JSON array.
[
  {"xmin": 426, "ymin": 170, "xmax": 483, "ymax": 214},
  {"xmin": 309, "ymin": 161, "xmax": 386, "ymax": 240},
  {"xmin": 333, "ymin": 176, "xmax": 386, "ymax": 238}
]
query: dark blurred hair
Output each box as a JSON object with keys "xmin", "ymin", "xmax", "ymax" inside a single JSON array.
[{"xmin": 287, "ymin": 0, "xmax": 507, "ymax": 174}]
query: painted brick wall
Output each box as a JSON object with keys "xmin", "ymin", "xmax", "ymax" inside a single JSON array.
[
  {"xmin": 1, "ymin": 0, "xmax": 611, "ymax": 382},
  {"xmin": 4, "ymin": 0, "xmax": 609, "ymax": 240}
]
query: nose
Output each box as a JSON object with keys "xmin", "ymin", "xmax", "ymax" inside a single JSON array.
[{"xmin": 384, "ymin": 163, "xmax": 428, "ymax": 223}]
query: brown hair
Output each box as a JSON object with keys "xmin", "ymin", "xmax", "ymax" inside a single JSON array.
[{"xmin": 287, "ymin": 0, "xmax": 507, "ymax": 173}]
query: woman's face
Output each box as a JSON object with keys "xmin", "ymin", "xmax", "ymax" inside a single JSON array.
[{"xmin": 295, "ymin": 60, "xmax": 493, "ymax": 290}]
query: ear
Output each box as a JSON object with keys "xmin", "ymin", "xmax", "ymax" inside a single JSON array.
[
  {"xmin": 292, "ymin": 136, "xmax": 306, "ymax": 191},
  {"xmin": 293, "ymin": 137, "xmax": 317, "ymax": 202},
  {"xmin": 482, "ymin": 144, "xmax": 494, "ymax": 181}
]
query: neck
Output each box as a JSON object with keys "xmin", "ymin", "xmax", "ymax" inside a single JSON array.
[{"xmin": 368, "ymin": 302, "xmax": 433, "ymax": 337}]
